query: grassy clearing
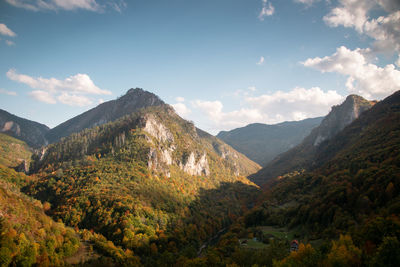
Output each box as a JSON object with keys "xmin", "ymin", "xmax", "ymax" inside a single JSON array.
[
  {"xmin": 259, "ymin": 226, "xmax": 296, "ymax": 240},
  {"xmin": 239, "ymin": 238, "xmax": 269, "ymax": 249}
]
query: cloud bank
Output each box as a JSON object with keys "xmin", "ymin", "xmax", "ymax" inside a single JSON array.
[
  {"xmin": 303, "ymin": 46, "xmax": 400, "ymax": 99},
  {"xmin": 323, "ymin": 0, "xmax": 400, "ymax": 53},
  {"xmin": 190, "ymin": 87, "xmax": 343, "ymax": 134},
  {"xmin": 7, "ymin": 69, "xmax": 110, "ymax": 106}
]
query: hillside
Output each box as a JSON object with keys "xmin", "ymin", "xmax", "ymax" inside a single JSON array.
[
  {"xmin": 45, "ymin": 88, "xmax": 165, "ymax": 144},
  {"xmin": 0, "ymin": 109, "xmax": 49, "ymax": 148},
  {"xmin": 217, "ymin": 117, "xmax": 323, "ymax": 166},
  {"xmin": 195, "ymin": 90, "xmax": 400, "ymax": 267},
  {"xmin": 250, "ymin": 94, "xmax": 375, "ymax": 185},
  {"xmin": 0, "ymin": 165, "xmax": 79, "ymax": 266},
  {"xmin": 0, "ymin": 133, "xmax": 31, "ymax": 171},
  {"xmin": 26, "ymin": 94, "xmax": 261, "ymax": 265}
]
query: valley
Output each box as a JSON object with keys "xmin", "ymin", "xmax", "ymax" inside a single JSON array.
[{"xmin": 0, "ymin": 89, "xmax": 399, "ymax": 266}]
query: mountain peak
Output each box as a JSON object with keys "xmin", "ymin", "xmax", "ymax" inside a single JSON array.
[
  {"xmin": 343, "ymin": 94, "xmax": 376, "ymax": 108},
  {"xmin": 126, "ymin": 87, "xmax": 146, "ymax": 95},
  {"xmin": 249, "ymin": 93, "xmax": 376, "ymax": 185},
  {"xmin": 46, "ymin": 88, "xmax": 166, "ymax": 143}
]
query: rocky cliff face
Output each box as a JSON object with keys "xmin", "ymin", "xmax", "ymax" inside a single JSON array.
[
  {"xmin": 249, "ymin": 94, "xmax": 376, "ymax": 185},
  {"xmin": 0, "ymin": 109, "xmax": 49, "ymax": 148},
  {"xmin": 312, "ymin": 95, "xmax": 376, "ymax": 146},
  {"xmin": 141, "ymin": 112, "xmax": 247, "ymax": 177},
  {"xmin": 45, "ymin": 88, "xmax": 165, "ymax": 144}
]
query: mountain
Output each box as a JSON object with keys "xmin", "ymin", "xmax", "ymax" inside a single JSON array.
[
  {"xmin": 45, "ymin": 88, "xmax": 165, "ymax": 144},
  {"xmin": 33, "ymin": 95, "xmax": 260, "ymax": 177},
  {"xmin": 198, "ymin": 90, "xmax": 400, "ymax": 267},
  {"xmin": 0, "ymin": 109, "xmax": 49, "ymax": 148},
  {"xmin": 249, "ymin": 94, "xmax": 376, "ymax": 185},
  {"xmin": 25, "ymin": 90, "xmax": 261, "ymax": 265},
  {"xmin": 217, "ymin": 117, "xmax": 323, "ymax": 166}
]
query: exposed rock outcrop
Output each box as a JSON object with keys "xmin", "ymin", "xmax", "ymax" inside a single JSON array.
[
  {"xmin": 144, "ymin": 115, "xmax": 174, "ymax": 143},
  {"xmin": 180, "ymin": 152, "xmax": 210, "ymax": 176}
]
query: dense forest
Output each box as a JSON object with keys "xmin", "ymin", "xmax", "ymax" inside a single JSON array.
[{"xmin": 0, "ymin": 90, "xmax": 399, "ymax": 266}]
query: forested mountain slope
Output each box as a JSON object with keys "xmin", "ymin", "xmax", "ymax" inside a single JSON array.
[
  {"xmin": 187, "ymin": 90, "xmax": 400, "ymax": 267},
  {"xmin": 250, "ymin": 94, "xmax": 375, "ymax": 185},
  {"xmin": 0, "ymin": 133, "xmax": 31, "ymax": 171},
  {"xmin": 0, "ymin": 165, "xmax": 79, "ymax": 266},
  {"xmin": 25, "ymin": 100, "xmax": 260, "ymax": 265}
]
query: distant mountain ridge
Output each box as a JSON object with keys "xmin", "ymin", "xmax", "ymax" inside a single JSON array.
[
  {"xmin": 0, "ymin": 109, "xmax": 49, "ymax": 148},
  {"xmin": 45, "ymin": 88, "xmax": 165, "ymax": 144},
  {"xmin": 217, "ymin": 117, "xmax": 323, "ymax": 166},
  {"xmin": 249, "ymin": 94, "xmax": 376, "ymax": 185}
]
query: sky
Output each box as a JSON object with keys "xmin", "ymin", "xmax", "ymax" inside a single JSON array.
[{"xmin": 0, "ymin": 0, "xmax": 399, "ymax": 134}]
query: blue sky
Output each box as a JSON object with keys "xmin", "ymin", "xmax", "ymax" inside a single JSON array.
[{"xmin": 0, "ymin": 0, "xmax": 399, "ymax": 134}]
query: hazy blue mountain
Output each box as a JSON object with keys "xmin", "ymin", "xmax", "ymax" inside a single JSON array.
[{"xmin": 217, "ymin": 117, "xmax": 323, "ymax": 166}]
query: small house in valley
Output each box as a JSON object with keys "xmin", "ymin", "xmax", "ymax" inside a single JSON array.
[{"xmin": 290, "ymin": 240, "xmax": 299, "ymax": 252}]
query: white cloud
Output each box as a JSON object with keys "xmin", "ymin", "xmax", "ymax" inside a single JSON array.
[
  {"xmin": 256, "ymin": 56, "xmax": 265, "ymax": 65},
  {"xmin": 323, "ymin": 0, "xmax": 400, "ymax": 53},
  {"xmin": 7, "ymin": 69, "xmax": 110, "ymax": 106},
  {"xmin": 5, "ymin": 0, "xmax": 126, "ymax": 12},
  {"xmin": 246, "ymin": 87, "xmax": 344, "ymax": 121},
  {"xmin": 303, "ymin": 46, "xmax": 400, "ymax": 99},
  {"xmin": 258, "ymin": 0, "xmax": 275, "ymax": 20},
  {"xmin": 7, "ymin": 69, "xmax": 111, "ymax": 95},
  {"xmin": 0, "ymin": 88, "xmax": 17, "ymax": 96},
  {"xmin": 248, "ymin": 86, "xmax": 256, "ymax": 91},
  {"xmin": 294, "ymin": 0, "xmax": 319, "ymax": 6},
  {"xmin": 192, "ymin": 87, "xmax": 343, "ymax": 133},
  {"xmin": 0, "ymin": 24, "xmax": 16, "ymax": 37},
  {"xmin": 5, "ymin": 40, "xmax": 15, "ymax": 46},
  {"xmin": 172, "ymin": 102, "xmax": 191, "ymax": 119},
  {"xmin": 29, "ymin": 90, "xmax": 56, "ymax": 104},
  {"xmin": 193, "ymin": 100, "xmax": 263, "ymax": 132},
  {"xmin": 396, "ymin": 55, "xmax": 400, "ymax": 67},
  {"xmin": 175, "ymin": 96, "xmax": 185, "ymax": 102},
  {"xmin": 57, "ymin": 93, "xmax": 93, "ymax": 107}
]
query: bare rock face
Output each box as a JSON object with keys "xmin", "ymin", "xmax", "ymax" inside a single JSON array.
[
  {"xmin": 2, "ymin": 121, "xmax": 21, "ymax": 136},
  {"xmin": 180, "ymin": 152, "xmax": 210, "ymax": 176},
  {"xmin": 144, "ymin": 115, "xmax": 174, "ymax": 143},
  {"xmin": 143, "ymin": 115, "xmax": 210, "ymax": 176},
  {"xmin": 312, "ymin": 95, "xmax": 375, "ymax": 146},
  {"xmin": 14, "ymin": 160, "xmax": 29, "ymax": 173}
]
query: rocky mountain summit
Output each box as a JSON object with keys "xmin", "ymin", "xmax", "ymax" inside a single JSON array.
[
  {"xmin": 249, "ymin": 94, "xmax": 376, "ymax": 185},
  {"xmin": 45, "ymin": 88, "xmax": 165, "ymax": 144}
]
